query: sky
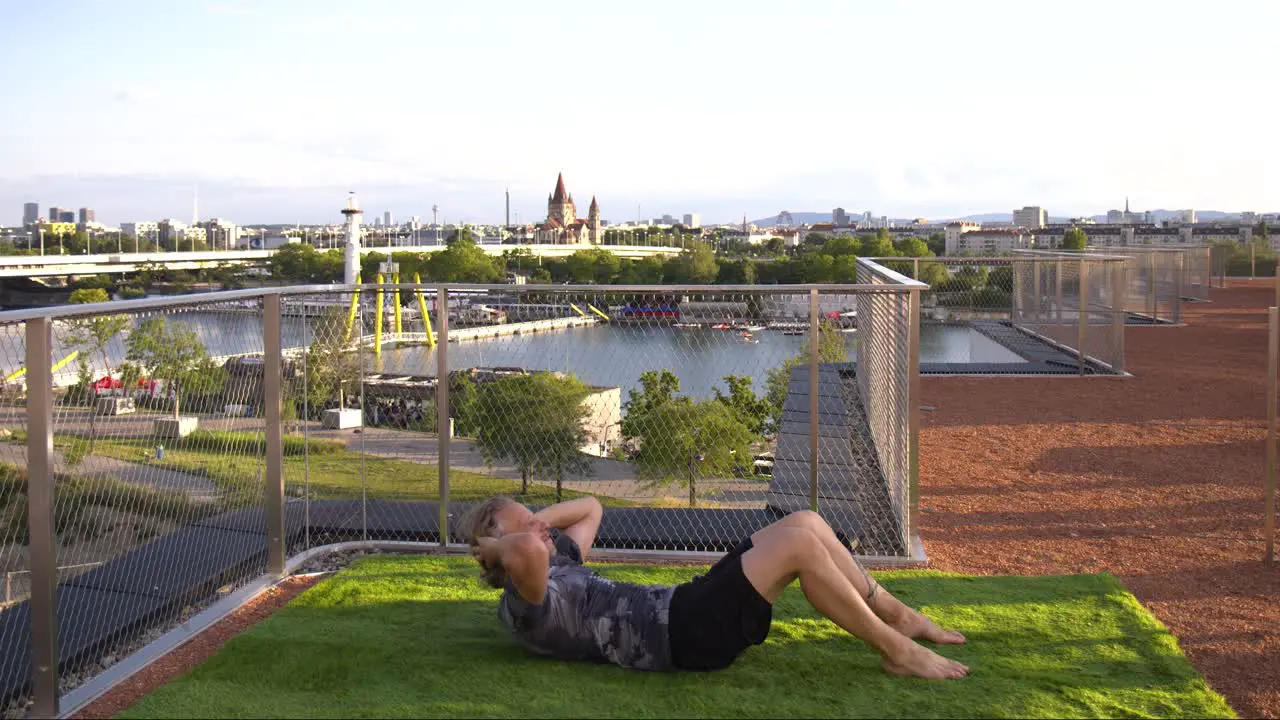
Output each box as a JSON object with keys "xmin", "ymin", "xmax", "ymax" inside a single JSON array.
[{"xmin": 1, "ymin": 0, "xmax": 1278, "ymax": 227}]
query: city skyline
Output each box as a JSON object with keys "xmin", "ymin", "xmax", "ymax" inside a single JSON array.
[{"xmin": 2, "ymin": 1, "xmax": 1277, "ymax": 226}]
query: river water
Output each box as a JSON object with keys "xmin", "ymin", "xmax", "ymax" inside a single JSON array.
[{"xmin": 28, "ymin": 312, "xmax": 1023, "ymax": 396}]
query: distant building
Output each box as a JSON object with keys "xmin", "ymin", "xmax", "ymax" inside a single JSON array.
[
  {"xmin": 384, "ymin": 211, "xmax": 393, "ymax": 227},
  {"xmin": 48, "ymin": 206, "xmax": 62, "ymax": 224},
  {"xmin": 535, "ymin": 173, "xmax": 601, "ymax": 244},
  {"xmin": 158, "ymin": 219, "xmax": 205, "ymax": 249},
  {"xmin": 22, "ymin": 203, "xmax": 39, "ymax": 226},
  {"xmin": 682, "ymin": 213, "xmax": 701, "ymax": 229},
  {"xmin": 78, "ymin": 207, "xmax": 95, "ymax": 225},
  {"xmin": 943, "ymin": 221, "xmax": 985, "ymax": 254},
  {"xmin": 1241, "ymin": 211, "xmax": 1258, "ymax": 225},
  {"xmin": 201, "ymin": 218, "xmax": 239, "ymax": 250},
  {"xmin": 1105, "ymin": 198, "xmax": 1147, "ymax": 225},
  {"xmin": 1013, "ymin": 206, "xmax": 1047, "ymax": 229},
  {"xmin": 946, "ymin": 228, "xmax": 1032, "ymax": 255},
  {"xmin": 832, "ymin": 207, "xmax": 848, "ymax": 225},
  {"xmin": 1176, "ymin": 209, "xmax": 1197, "ymax": 225},
  {"xmin": 120, "ymin": 222, "xmax": 159, "ymax": 242}
]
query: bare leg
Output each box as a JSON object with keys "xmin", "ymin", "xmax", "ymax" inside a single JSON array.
[
  {"xmin": 741, "ymin": 524, "xmax": 968, "ymax": 680},
  {"xmin": 771, "ymin": 512, "xmax": 965, "ymax": 645}
]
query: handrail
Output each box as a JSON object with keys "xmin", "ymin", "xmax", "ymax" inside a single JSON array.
[{"xmin": 0, "ymin": 278, "xmax": 927, "ymax": 323}]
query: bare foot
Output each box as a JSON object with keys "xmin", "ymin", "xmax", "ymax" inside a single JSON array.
[
  {"xmin": 882, "ymin": 643, "xmax": 970, "ymax": 680},
  {"xmin": 890, "ymin": 609, "xmax": 966, "ymax": 645}
]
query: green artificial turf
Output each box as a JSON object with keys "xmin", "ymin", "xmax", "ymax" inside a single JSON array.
[{"xmin": 121, "ymin": 557, "xmax": 1234, "ymax": 719}]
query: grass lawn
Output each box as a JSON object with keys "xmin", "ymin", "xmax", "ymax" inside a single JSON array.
[
  {"xmin": 121, "ymin": 556, "xmax": 1233, "ymax": 719},
  {"xmin": 76, "ymin": 433, "xmax": 635, "ymax": 508}
]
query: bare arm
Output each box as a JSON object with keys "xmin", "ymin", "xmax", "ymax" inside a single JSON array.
[
  {"xmin": 533, "ymin": 497, "xmax": 603, "ymax": 560},
  {"xmin": 476, "ymin": 533, "xmax": 550, "ymax": 605}
]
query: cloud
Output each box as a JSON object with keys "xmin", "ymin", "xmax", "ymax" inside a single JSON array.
[
  {"xmin": 112, "ymin": 88, "xmax": 156, "ymax": 105},
  {"xmin": 204, "ymin": 3, "xmax": 259, "ymax": 16}
]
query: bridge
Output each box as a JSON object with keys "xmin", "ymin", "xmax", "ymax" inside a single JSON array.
[{"xmin": 0, "ymin": 244, "xmax": 684, "ymax": 278}]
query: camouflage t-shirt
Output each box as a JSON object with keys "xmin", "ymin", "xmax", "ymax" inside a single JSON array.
[{"xmin": 498, "ymin": 532, "xmax": 675, "ymax": 671}]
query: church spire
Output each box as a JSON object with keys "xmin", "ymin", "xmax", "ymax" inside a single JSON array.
[{"xmin": 551, "ymin": 172, "xmax": 569, "ymax": 203}]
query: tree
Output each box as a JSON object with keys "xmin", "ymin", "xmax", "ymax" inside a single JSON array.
[
  {"xmin": 926, "ymin": 232, "xmax": 946, "ymax": 256},
  {"xmin": 618, "ymin": 256, "xmax": 664, "ymax": 284},
  {"xmin": 299, "ymin": 308, "xmax": 361, "ymax": 418},
  {"xmin": 269, "ymin": 243, "xmax": 327, "ymax": 282},
  {"xmin": 565, "ymin": 248, "xmax": 620, "ymax": 284},
  {"xmin": 66, "ymin": 288, "xmax": 130, "ymax": 452},
  {"xmin": 861, "ymin": 229, "xmax": 897, "ymax": 257},
  {"xmin": 124, "ymin": 317, "xmax": 215, "ymax": 419},
  {"xmin": 664, "ymin": 245, "xmax": 719, "ymax": 284},
  {"xmin": 424, "ymin": 239, "xmax": 503, "ymax": 282},
  {"xmin": 470, "ymin": 373, "xmax": 593, "ymax": 500},
  {"xmin": 824, "ymin": 235, "xmax": 862, "ymax": 257},
  {"xmin": 894, "ymin": 236, "xmax": 932, "ymax": 258},
  {"xmin": 1062, "ymin": 227, "xmax": 1088, "ymax": 251},
  {"xmin": 632, "ymin": 399, "xmax": 755, "ymax": 507},
  {"xmin": 713, "ymin": 375, "xmax": 770, "ymax": 436},
  {"xmin": 621, "ymin": 369, "xmax": 681, "ymax": 440}
]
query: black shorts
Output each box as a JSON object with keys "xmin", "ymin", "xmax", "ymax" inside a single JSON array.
[{"xmin": 668, "ymin": 538, "xmax": 773, "ymax": 671}]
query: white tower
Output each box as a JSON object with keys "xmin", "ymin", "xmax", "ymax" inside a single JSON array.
[{"xmin": 341, "ymin": 192, "xmax": 363, "ymax": 284}]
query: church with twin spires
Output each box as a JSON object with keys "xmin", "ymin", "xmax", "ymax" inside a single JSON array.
[{"xmin": 535, "ymin": 172, "xmax": 601, "ymax": 245}]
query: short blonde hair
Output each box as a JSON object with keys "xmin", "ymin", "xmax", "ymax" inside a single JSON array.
[{"xmin": 457, "ymin": 496, "xmax": 515, "ymax": 588}]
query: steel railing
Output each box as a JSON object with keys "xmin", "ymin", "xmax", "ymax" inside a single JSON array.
[{"xmin": 863, "ymin": 255, "xmax": 1128, "ymax": 375}]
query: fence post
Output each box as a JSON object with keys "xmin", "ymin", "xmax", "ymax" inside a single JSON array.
[
  {"xmin": 808, "ymin": 288, "xmax": 819, "ymax": 513},
  {"xmin": 1173, "ymin": 252, "xmax": 1184, "ymax": 324},
  {"xmin": 1266, "ymin": 307, "xmax": 1277, "ymax": 567},
  {"xmin": 1055, "ymin": 258, "xmax": 1064, "ymax": 322},
  {"xmin": 264, "ymin": 293, "xmax": 285, "ymax": 577},
  {"xmin": 1032, "ymin": 259, "xmax": 1041, "ymax": 322},
  {"xmin": 1202, "ymin": 247, "xmax": 1212, "ymax": 293},
  {"xmin": 1112, "ymin": 261, "xmax": 1126, "ymax": 375},
  {"xmin": 436, "ymin": 287, "xmax": 451, "ymax": 547},
  {"xmin": 912, "ymin": 257, "xmax": 919, "ymax": 281},
  {"xmin": 1077, "ymin": 258, "xmax": 1088, "ymax": 376},
  {"xmin": 1252, "ymin": 243, "xmax": 1257, "ymax": 280},
  {"xmin": 907, "ymin": 288, "xmax": 922, "ymax": 545},
  {"xmin": 25, "ymin": 316, "xmax": 59, "ymax": 718},
  {"xmin": 1147, "ymin": 252, "xmax": 1158, "ymax": 322}
]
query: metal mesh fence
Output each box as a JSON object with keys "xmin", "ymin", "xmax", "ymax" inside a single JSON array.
[
  {"xmin": 1010, "ymin": 255, "xmax": 1127, "ymax": 374},
  {"xmin": 0, "ymin": 276, "xmax": 928, "ymax": 713},
  {"xmin": 0, "ymin": 321, "xmax": 30, "ymax": 709},
  {"xmin": 864, "ymin": 257, "xmax": 1013, "ymax": 322},
  {"xmin": 855, "ymin": 264, "xmax": 916, "ymax": 551},
  {"xmin": 44, "ymin": 298, "xmax": 271, "ymax": 692},
  {"xmin": 866, "ymin": 255, "xmax": 1127, "ymax": 374},
  {"xmin": 1080, "ymin": 247, "xmax": 1185, "ymax": 322}
]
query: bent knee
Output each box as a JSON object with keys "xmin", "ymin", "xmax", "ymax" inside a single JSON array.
[
  {"xmin": 786, "ymin": 510, "xmax": 829, "ymax": 533},
  {"xmin": 773, "ymin": 526, "xmax": 825, "ymax": 566}
]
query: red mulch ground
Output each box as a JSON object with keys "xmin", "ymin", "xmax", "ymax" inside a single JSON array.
[
  {"xmin": 919, "ymin": 279, "xmax": 1280, "ymax": 718},
  {"xmin": 74, "ymin": 281, "xmax": 1280, "ymax": 718}
]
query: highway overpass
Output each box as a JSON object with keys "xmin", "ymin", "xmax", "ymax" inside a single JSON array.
[{"xmin": 0, "ymin": 244, "xmax": 685, "ymax": 278}]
